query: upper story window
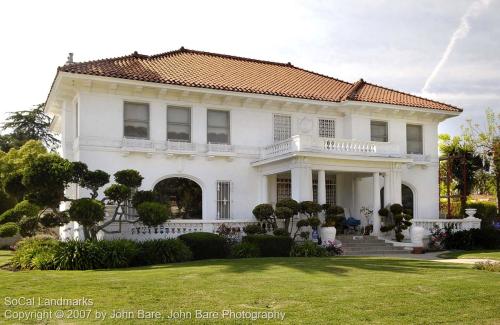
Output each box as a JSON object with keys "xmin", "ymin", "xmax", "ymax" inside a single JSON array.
[
  {"xmin": 207, "ymin": 110, "xmax": 230, "ymax": 144},
  {"xmin": 319, "ymin": 119, "xmax": 335, "ymax": 138},
  {"xmin": 371, "ymin": 120, "xmax": 388, "ymax": 142},
  {"xmin": 167, "ymin": 106, "xmax": 191, "ymax": 142},
  {"xmin": 124, "ymin": 102, "xmax": 149, "ymax": 139},
  {"xmin": 407, "ymin": 124, "xmax": 423, "ymax": 154},
  {"xmin": 274, "ymin": 114, "xmax": 291, "ymax": 142}
]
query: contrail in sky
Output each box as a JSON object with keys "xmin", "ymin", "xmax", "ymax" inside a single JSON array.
[{"xmin": 421, "ymin": 0, "xmax": 491, "ymax": 94}]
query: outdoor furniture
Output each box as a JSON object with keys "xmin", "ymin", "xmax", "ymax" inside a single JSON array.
[{"xmin": 346, "ymin": 217, "xmax": 361, "ymax": 234}]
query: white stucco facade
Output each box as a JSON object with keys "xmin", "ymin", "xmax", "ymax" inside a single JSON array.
[{"xmin": 46, "ymin": 71, "xmax": 460, "ymax": 240}]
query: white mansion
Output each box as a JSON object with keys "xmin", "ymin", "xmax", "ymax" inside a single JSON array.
[{"xmin": 45, "ymin": 48, "xmax": 468, "ymax": 240}]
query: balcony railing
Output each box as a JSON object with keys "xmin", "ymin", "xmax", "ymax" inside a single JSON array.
[
  {"xmin": 165, "ymin": 140, "xmax": 197, "ymax": 153},
  {"xmin": 261, "ymin": 135, "xmax": 401, "ymax": 159}
]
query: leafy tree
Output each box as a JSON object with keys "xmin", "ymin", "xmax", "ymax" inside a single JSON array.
[
  {"xmin": 0, "ymin": 104, "xmax": 59, "ymax": 151},
  {"xmin": 252, "ymin": 204, "xmax": 276, "ymax": 229},
  {"xmin": 275, "ymin": 198, "xmax": 299, "ymax": 234},
  {"xmin": 380, "ymin": 203, "xmax": 413, "ymax": 242}
]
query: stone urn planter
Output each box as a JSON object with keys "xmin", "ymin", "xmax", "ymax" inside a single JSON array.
[{"xmin": 320, "ymin": 226, "xmax": 336, "ymax": 244}]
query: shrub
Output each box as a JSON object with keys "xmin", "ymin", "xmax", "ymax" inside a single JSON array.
[
  {"xmin": 443, "ymin": 228, "xmax": 500, "ymax": 250},
  {"xmin": 378, "ymin": 208, "xmax": 389, "ymax": 217},
  {"xmin": 473, "ymin": 261, "xmax": 500, "ymax": 272},
  {"xmin": 136, "ymin": 202, "xmax": 170, "ymax": 227},
  {"xmin": 273, "ymin": 228, "xmax": 289, "ymax": 236},
  {"xmin": 104, "ymin": 184, "xmax": 131, "ymax": 203},
  {"xmin": 39, "ymin": 211, "xmax": 69, "ymax": 228},
  {"xmin": 114, "ymin": 169, "xmax": 143, "ymax": 188},
  {"xmin": 299, "ymin": 201, "xmax": 321, "ymax": 216},
  {"xmin": 136, "ymin": 239, "xmax": 192, "ymax": 265},
  {"xmin": 132, "ymin": 190, "xmax": 157, "ymax": 209},
  {"xmin": 178, "ymin": 232, "xmax": 229, "ymax": 260},
  {"xmin": 466, "ymin": 202, "xmax": 497, "ymax": 228},
  {"xmin": 276, "ymin": 198, "xmax": 299, "ymax": 215},
  {"xmin": 54, "ymin": 240, "xmax": 105, "ymax": 270},
  {"xmin": 18, "ymin": 216, "xmax": 39, "ymax": 237},
  {"xmin": 243, "ymin": 235, "xmax": 293, "ymax": 257},
  {"xmin": 230, "ymin": 242, "xmax": 260, "ymax": 258},
  {"xmin": 11, "ymin": 236, "xmax": 59, "ymax": 270},
  {"xmin": 0, "ymin": 222, "xmax": 20, "ymax": 238},
  {"xmin": 290, "ymin": 240, "xmax": 327, "ymax": 257},
  {"xmin": 252, "ymin": 204, "xmax": 274, "ymax": 223},
  {"xmin": 0, "ymin": 209, "xmax": 20, "ymax": 224},
  {"xmin": 68, "ymin": 198, "xmax": 105, "ymax": 227},
  {"xmin": 390, "ymin": 203, "xmax": 403, "ymax": 215},
  {"xmin": 97, "ymin": 240, "xmax": 139, "ymax": 268},
  {"xmin": 308, "ymin": 216, "xmax": 321, "ymax": 229},
  {"xmin": 243, "ymin": 224, "xmax": 266, "ymax": 235}
]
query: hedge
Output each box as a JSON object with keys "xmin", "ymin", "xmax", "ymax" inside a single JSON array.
[
  {"xmin": 178, "ymin": 232, "xmax": 229, "ymax": 260},
  {"xmin": 242, "ymin": 234, "xmax": 293, "ymax": 257},
  {"xmin": 466, "ymin": 202, "xmax": 498, "ymax": 228}
]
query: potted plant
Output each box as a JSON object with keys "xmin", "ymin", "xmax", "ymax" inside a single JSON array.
[{"xmin": 320, "ymin": 205, "xmax": 344, "ymax": 243}]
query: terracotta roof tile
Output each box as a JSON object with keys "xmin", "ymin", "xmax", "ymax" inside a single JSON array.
[{"xmin": 59, "ymin": 48, "xmax": 461, "ymax": 112}]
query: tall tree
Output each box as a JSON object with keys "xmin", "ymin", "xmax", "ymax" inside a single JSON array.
[
  {"xmin": 461, "ymin": 108, "xmax": 500, "ymax": 210},
  {"xmin": 0, "ymin": 103, "xmax": 59, "ymax": 151}
]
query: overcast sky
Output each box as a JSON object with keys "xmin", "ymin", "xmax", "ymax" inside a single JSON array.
[{"xmin": 0, "ymin": 0, "xmax": 498, "ymax": 135}]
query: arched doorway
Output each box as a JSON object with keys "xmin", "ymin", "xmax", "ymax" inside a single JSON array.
[
  {"xmin": 380, "ymin": 184, "xmax": 414, "ymax": 216},
  {"xmin": 153, "ymin": 177, "xmax": 202, "ymax": 219}
]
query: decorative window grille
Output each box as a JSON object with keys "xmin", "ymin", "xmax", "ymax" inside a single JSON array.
[
  {"xmin": 217, "ymin": 181, "xmax": 231, "ymax": 220},
  {"xmin": 319, "ymin": 119, "xmax": 335, "ymax": 138},
  {"xmin": 167, "ymin": 106, "xmax": 191, "ymax": 142},
  {"xmin": 276, "ymin": 178, "xmax": 292, "ymax": 202},
  {"xmin": 124, "ymin": 102, "xmax": 150, "ymax": 139},
  {"xmin": 312, "ymin": 175, "xmax": 337, "ymax": 205},
  {"xmin": 406, "ymin": 124, "xmax": 423, "ymax": 154},
  {"xmin": 370, "ymin": 120, "xmax": 388, "ymax": 142},
  {"xmin": 273, "ymin": 115, "xmax": 291, "ymax": 142}
]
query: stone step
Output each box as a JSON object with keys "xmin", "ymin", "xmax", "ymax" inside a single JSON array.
[
  {"xmin": 343, "ymin": 250, "xmax": 411, "ymax": 256},
  {"xmin": 343, "ymin": 248, "xmax": 408, "ymax": 254}
]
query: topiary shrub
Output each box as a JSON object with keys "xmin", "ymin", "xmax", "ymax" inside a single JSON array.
[
  {"xmin": 136, "ymin": 202, "xmax": 170, "ymax": 227},
  {"xmin": 68, "ymin": 198, "xmax": 105, "ymax": 227},
  {"xmin": 178, "ymin": 232, "xmax": 229, "ymax": 260},
  {"xmin": 252, "ymin": 204, "xmax": 275, "ymax": 228},
  {"xmin": 243, "ymin": 224, "xmax": 266, "ymax": 235},
  {"xmin": 132, "ymin": 190, "xmax": 157, "ymax": 209},
  {"xmin": 273, "ymin": 228, "xmax": 289, "ymax": 236},
  {"xmin": 53, "ymin": 240, "xmax": 105, "ymax": 270},
  {"xmin": 242, "ymin": 234, "xmax": 293, "ymax": 257},
  {"xmin": 274, "ymin": 206, "xmax": 294, "ymax": 233},
  {"xmin": 11, "ymin": 235, "xmax": 59, "ymax": 270},
  {"xmin": 104, "ymin": 184, "xmax": 131, "ymax": 204},
  {"xmin": 39, "ymin": 211, "xmax": 69, "ymax": 228},
  {"xmin": 0, "ymin": 222, "xmax": 20, "ymax": 238},
  {"xmin": 135, "ymin": 239, "xmax": 192, "ymax": 265},
  {"xmin": 18, "ymin": 216, "xmax": 39, "ymax": 237},
  {"xmin": 114, "ymin": 169, "xmax": 143, "ymax": 188},
  {"xmin": 299, "ymin": 201, "xmax": 321, "ymax": 216},
  {"xmin": 379, "ymin": 203, "xmax": 412, "ymax": 242},
  {"xmin": 0, "ymin": 209, "xmax": 20, "ymax": 224},
  {"xmin": 324, "ymin": 205, "xmax": 345, "ymax": 228},
  {"xmin": 290, "ymin": 240, "xmax": 328, "ymax": 257},
  {"xmin": 230, "ymin": 242, "xmax": 260, "ymax": 258}
]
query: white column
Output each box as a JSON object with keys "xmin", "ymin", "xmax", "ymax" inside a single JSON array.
[
  {"xmin": 383, "ymin": 172, "xmax": 391, "ymax": 207},
  {"xmin": 392, "ymin": 170, "xmax": 402, "ymax": 204},
  {"xmin": 291, "ymin": 166, "xmax": 313, "ymax": 202},
  {"xmin": 260, "ymin": 175, "xmax": 269, "ymax": 203},
  {"xmin": 384, "ymin": 168, "xmax": 402, "ymax": 206},
  {"xmin": 317, "ymin": 170, "xmax": 326, "ymax": 205},
  {"xmin": 372, "ymin": 172, "xmax": 381, "ymax": 236}
]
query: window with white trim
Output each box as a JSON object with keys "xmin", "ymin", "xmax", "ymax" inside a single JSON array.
[
  {"xmin": 370, "ymin": 120, "xmax": 388, "ymax": 142},
  {"xmin": 273, "ymin": 114, "xmax": 291, "ymax": 142},
  {"xmin": 167, "ymin": 106, "xmax": 191, "ymax": 142},
  {"xmin": 207, "ymin": 110, "xmax": 230, "ymax": 144},
  {"xmin": 124, "ymin": 102, "xmax": 149, "ymax": 139},
  {"xmin": 319, "ymin": 119, "xmax": 335, "ymax": 138},
  {"xmin": 312, "ymin": 175, "xmax": 337, "ymax": 205},
  {"xmin": 217, "ymin": 181, "xmax": 231, "ymax": 219},
  {"xmin": 276, "ymin": 178, "xmax": 291, "ymax": 202},
  {"xmin": 406, "ymin": 124, "xmax": 423, "ymax": 154}
]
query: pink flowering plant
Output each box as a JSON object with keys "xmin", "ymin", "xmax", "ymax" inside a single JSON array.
[
  {"xmin": 428, "ymin": 225, "xmax": 450, "ymax": 251},
  {"xmin": 324, "ymin": 240, "xmax": 343, "ymax": 256}
]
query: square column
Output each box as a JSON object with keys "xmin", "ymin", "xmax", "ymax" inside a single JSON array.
[
  {"xmin": 291, "ymin": 166, "xmax": 313, "ymax": 202},
  {"xmin": 372, "ymin": 172, "xmax": 381, "ymax": 236},
  {"xmin": 317, "ymin": 170, "xmax": 326, "ymax": 205}
]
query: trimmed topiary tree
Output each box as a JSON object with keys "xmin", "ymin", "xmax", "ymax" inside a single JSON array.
[
  {"xmin": 68, "ymin": 198, "xmax": 105, "ymax": 239},
  {"xmin": 379, "ymin": 203, "xmax": 413, "ymax": 242},
  {"xmin": 136, "ymin": 202, "xmax": 171, "ymax": 227},
  {"xmin": 252, "ymin": 204, "xmax": 276, "ymax": 229},
  {"xmin": 0, "ymin": 222, "xmax": 20, "ymax": 238}
]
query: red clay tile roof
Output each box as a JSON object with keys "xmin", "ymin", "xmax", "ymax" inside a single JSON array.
[{"xmin": 58, "ymin": 47, "xmax": 461, "ymax": 112}]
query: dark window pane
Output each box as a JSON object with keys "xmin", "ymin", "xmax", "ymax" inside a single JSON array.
[{"xmin": 371, "ymin": 121, "xmax": 388, "ymax": 142}]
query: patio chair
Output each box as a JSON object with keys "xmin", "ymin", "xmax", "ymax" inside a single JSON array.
[{"xmin": 346, "ymin": 217, "xmax": 361, "ymax": 234}]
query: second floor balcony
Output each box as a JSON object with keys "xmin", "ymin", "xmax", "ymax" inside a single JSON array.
[{"xmin": 260, "ymin": 135, "xmax": 402, "ymax": 161}]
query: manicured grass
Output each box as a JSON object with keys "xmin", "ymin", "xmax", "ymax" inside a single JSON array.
[
  {"xmin": 0, "ymin": 250, "xmax": 13, "ymax": 266},
  {"xmin": 439, "ymin": 250, "xmax": 500, "ymax": 261},
  {"xmin": 0, "ymin": 255, "xmax": 499, "ymax": 324}
]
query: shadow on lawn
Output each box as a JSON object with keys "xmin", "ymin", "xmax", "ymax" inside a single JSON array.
[{"xmin": 98, "ymin": 256, "xmax": 466, "ymax": 277}]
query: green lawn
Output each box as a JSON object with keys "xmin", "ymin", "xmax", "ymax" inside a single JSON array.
[
  {"xmin": 439, "ymin": 250, "xmax": 500, "ymax": 261},
  {"xmin": 0, "ymin": 250, "xmax": 13, "ymax": 266},
  {"xmin": 0, "ymin": 253, "xmax": 499, "ymax": 324}
]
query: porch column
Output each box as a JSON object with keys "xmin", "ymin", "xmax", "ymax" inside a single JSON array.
[
  {"xmin": 383, "ymin": 172, "xmax": 391, "ymax": 207},
  {"xmin": 384, "ymin": 167, "xmax": 402, "ymax": 206},
  {"xmin": 291, "ymin": 166, "xmax": 313, "ymax": 202},
  {"xmin": 260, "ymin": 175, "xmax": 269, "ymax": 203},
  {"xmin": 372, "ymin": 172, "xmax": 381, "ymax": 236},
  {"xmin": 317, "ymin": 170, "xmax": 326, "ymax": 205}
]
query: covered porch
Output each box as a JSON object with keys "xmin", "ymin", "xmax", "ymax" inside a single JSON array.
[{"xmin": 254, "ymin": 156, "xmax": 411, "ymax": 236}]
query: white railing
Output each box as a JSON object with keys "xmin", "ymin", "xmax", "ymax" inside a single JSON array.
[
  {"xmin": 260, "ymin": 134, "xmax": 401, "ymax": 159},
  {"xmin": 165, "ymin": 140, "xmax": 196, "ymax": 152},
  {"xmin": 412, "ymin": 217, "xmax": 481, "ymax": 235},
  {"xmin": 121, "ymin": 138, "xmax": 154, "ymax": 150},
  {"xmin": 207, "ymin": 143, "xmax": 234, "ymax": 154},
  {"xmin": 103, "ymin": 219, "xmax": 257, "ymax": 241}
]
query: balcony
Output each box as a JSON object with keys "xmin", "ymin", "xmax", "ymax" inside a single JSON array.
[
  {"xmin": 207, "ymin": 143, "xmax": 235, "ymax": 158},
  {"xmin": 261, "ymin": 135, "xmax": 401, "ymax": 160},
  {"xmin": 165, "ymin": 140, "xmax": 197, "ymax": 156}
]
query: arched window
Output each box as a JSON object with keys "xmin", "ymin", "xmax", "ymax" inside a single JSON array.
[
  {"xmin": 380, "ymin": 184, "xmax": 414, "ymax": 216},
  {"xmin": 153, "ymin": 177, "xmax": 202, "ymax": 219}
]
